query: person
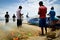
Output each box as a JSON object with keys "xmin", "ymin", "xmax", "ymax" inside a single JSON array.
[
  {"xmin": 12, "ymin": 14, "xmax": 16, "ymax": 22},
  {"xmin": 26, "ymin": 13, "xmax": 29, "ymax": 18},
  {"xmin": 5, "ymin": 12, "xmax": 10, "ymax": 23},
  {"xmin": 26, "ymin": 13, "xmax": 29, "ymax": 21},
  {"xmin": 48, "ymin": 7, "xmax": 57, "ymax": 31},
  {"xmin": 38, "ymin": 1, "xmax": 47, "ymax": 35},
  {"xmin": 16, "ymin": 6, "xmax": 23, "ymax": 27}
]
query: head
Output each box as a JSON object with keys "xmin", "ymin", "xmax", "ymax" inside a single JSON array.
[
  {"xmin": 51, "ymin": 7, "xmax": 54, "ymax": 10},
  {"xmin": 6, "ymin": 12, "xmax": 8, "ymax": 14},
  {"xmin": 19, "ymin": 6, "xmax": 22, "ymax": 9},
  {"xmin": 39, "ymin": 1, "xmax": 43, "ymax": 6}
]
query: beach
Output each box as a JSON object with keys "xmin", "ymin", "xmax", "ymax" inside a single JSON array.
[{"xmin": 0, "ymin": 20, "xmax": 60, "ymax": 40}]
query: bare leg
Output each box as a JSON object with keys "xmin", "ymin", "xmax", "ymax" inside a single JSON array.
[
  {"xmin": 41, "ymin": 27, "xmax": 44, "ymax": 35},
  {"xmin": 45, "ymin": 27, "xmax": 47, "ymax": 34}
]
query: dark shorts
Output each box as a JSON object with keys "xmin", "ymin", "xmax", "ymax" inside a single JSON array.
[
  {"xmin": 39, "ymin": 18, "xmax": 46, "ymax": 27},
  {"xmin": 17, "ymin": 19, "xmax": 22, "ymax": 26}
]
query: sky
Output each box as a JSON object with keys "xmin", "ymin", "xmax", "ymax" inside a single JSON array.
[{"xmin": 0, "ymin": 0, "xmax": 60, "ymax": 19}]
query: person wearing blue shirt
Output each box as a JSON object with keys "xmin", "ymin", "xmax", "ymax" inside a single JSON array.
[
  {"xmin": 48, "ymin": 7, "xmax": 56, "ymax": 31},
  {"xmin": 49, "ymin": 7, "xmax": 56, "ymax": 21}
]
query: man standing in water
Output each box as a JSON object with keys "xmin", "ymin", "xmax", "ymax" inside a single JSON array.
[
  {"xmin": 12, "ymin": 14, "xmax": 16, "ymax": 22},
  {"xmin": 38, "ymin": 1, "xmax": 47, "ymax": 35},
  {"xmin": 5, "ymin": 12, "xmax": 10, "ymax": 23},
  {"xmin": 16, "ymin": 6, "xmax": 23, "ymax": 27}
]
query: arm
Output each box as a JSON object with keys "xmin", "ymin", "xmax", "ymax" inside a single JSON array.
[
  {"xmin": 47, "ymin": 14, "xmax": 50, "ymax": 16},
  {"xmin": 8, "ymin": 15, "xmax": 10, "ymax": 18},
  {"xmin": 46, "ymin": 8, "xmax": 47, "ymax": 13},
  {"xmin": 38, "ymin": 12, "xmax": 40, "ymax": 15},
  {"xmin": 47, "ymin": 11, "xmax": 51, "ymax": 16},
  {"xmin": 15, "ymin": 16, "xmax": 16, "ymax": 18},
  {"xmin": 38, "ymin": 8, "xmax": 40, "ymax": 15},
  {"xmin": 54, "ymin": 11, "xmax": 56, "ymax": 16}
]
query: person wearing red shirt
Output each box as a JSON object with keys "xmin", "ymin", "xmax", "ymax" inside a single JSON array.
[{"xmin": 38, "ymin": 1, "xmax": 47, "ymax": 35}]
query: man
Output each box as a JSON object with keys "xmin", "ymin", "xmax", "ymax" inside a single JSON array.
[
  {"xmin": 5, "ymin": 12, "xmax": 10, "ymax": 23},
  {"xmin": 16, "ymin": 6, "xmax": 23, "ymax": 27},
  {"xmin": 38, "ymin": 1, "xmax": 47, "ymax": 35}
]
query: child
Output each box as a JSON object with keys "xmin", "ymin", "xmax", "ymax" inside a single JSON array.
[
  {"xmin": 12, "ymin": 14, "xmax": 16, "ymax": 22},
  {"xmin": 48, "ymin": 7, "xmax": 56, "ymax": 31}
]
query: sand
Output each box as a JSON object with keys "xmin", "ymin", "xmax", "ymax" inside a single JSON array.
[{"xmin": 0, "ymin": 21, "xmax": 60, "ymax": 40}]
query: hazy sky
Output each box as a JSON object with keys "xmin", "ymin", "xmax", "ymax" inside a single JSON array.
[{"xmin": 0, "ymin": 0, "xmax": 60, "ymax": 18}]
